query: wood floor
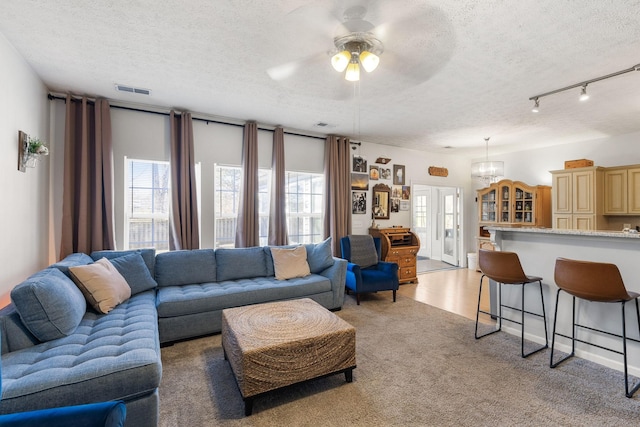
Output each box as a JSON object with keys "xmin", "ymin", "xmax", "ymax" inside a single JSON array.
[{"xmin": 397, "ymin": 267, "xmax": 493, "ymax": 324}]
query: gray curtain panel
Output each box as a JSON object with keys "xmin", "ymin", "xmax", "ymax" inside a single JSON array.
[
  {"xmin": 324, "ymin": 135, "xmax": 352, "ymax": 256},
  {"xmin": 169, "ymin": 111, "xmax": 200, "ymax": 250},
  {"xmin": 235, "ymin": 121, "xmax": 259, "ymax": 247},
  {"xmin": 268, "ymin": 126, "xmax": 289, "ymax": 246},
  {"xmin": 60, "ymin": 95, "xmax": 115, "ymax": 258}
]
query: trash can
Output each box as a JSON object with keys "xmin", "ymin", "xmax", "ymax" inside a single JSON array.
[{"xmin": 467, "ymin": 252, "xmax": 478, "ymax": 270}]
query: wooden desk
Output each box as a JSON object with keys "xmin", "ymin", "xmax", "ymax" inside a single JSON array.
[{"xmin": 369, "ymin": 227, "xmax": 420, "ymax": 284}]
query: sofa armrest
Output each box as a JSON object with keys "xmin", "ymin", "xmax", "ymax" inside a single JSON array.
[
  {"xmin": 319, "ymin": 257, "xmax": 347, "ymax": 309},
  {"xmin": 376, "ymin": 261, "xmax": 399, "ymax": 275},
  {"xmin": 0, "ymin": 401, "xmax": 126, "ymax": 427}
]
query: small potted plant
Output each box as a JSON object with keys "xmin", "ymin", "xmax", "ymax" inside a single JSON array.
[{"xmin": 23, "ymin": 136, "xmax": 49, "ymax": 168}]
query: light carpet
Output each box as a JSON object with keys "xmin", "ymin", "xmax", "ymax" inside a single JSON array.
[{"xmin": 159, "ymin": 294, "xmax": 640, "ymax": 426}]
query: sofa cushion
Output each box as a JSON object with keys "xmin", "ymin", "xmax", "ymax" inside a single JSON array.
[
  {"xmin": 69, "ymin": 258, "xmax": 132, "ymax": 314},
  {"xmin": 10, "ymin": 268, "xmax": 86, "ymax": 342},
  {"xmin": 305, "ymin": 237, "xmax": 335, "ymax": 273},
  {"xmin": 48, "ymin": 253, "xmax": 94, "ymax": 278},
  {"xmin": 0, "ymin": 292, "xmax": 161, "ymax": 414},
  {"xmin": 156, "ymin": 275, "xmax": 332, "ymax": 317},
  {"xmin": 155, "ymin": 249, "xmax": 216, "ymax": 287},
  {"xmin": 271, "ymin": 246, "xmax": 311, "ymax": 280},
  {"xmin": 216, "ymin": 247, "xmax": 268, "ymax": 281},
  {"xmin": 90, "ymin": 249, "xmax": 156, "ymax": 277},
  {"xmin": 108, "ymin": 252, "xmax": 158, "ymax": 295}
]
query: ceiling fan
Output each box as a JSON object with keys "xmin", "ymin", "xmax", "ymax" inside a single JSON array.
[{"xmin": 266, "ymin": 1, "xmax": 455, "ymax": 97}]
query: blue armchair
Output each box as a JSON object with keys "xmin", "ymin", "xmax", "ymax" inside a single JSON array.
[
  {"xmin": 340, "ymin": 235, "xmax": 399, "ymax": 305},
  {"xmin": 0, "ymin": 331, "xmax": 127, "ymax": 427}
]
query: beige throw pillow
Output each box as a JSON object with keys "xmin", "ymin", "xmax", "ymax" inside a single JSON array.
[
  {"xmin": 271, "ymin": 246, "xmax": 311, "ymax": 280},
  {"xmin": 69, "ymin": 257, "xmax": 132, "ymax": 314}
]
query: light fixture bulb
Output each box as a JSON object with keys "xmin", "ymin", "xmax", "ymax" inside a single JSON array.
[
  {"xmin": 579, "ymin": 85, "xmax": 589, "ymax": 101},
  {"xmin": 331, "ymin": 50, "xmax": 351, "ymax": 72},
  {"xmin": 532, "ymin": 98, "xmax": 540, "ymax": 113},
  {"xmin": 359, "ymin": 50, "xmax": 380, "ymax": 72},
  {"xmin": 345, "ymin": 59, "xmax": 360, "ymax": 82}
]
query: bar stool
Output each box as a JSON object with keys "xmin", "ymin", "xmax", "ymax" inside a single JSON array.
[
  {"xmin": 551, "ymin": 258, "xmax": 640, "ymax": 398},
  {"xmin": 475, "ymin": 249, "xmax": 549, "ymax": 358}
]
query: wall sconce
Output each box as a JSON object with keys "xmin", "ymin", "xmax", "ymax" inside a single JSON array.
[{"xmin": 18, "ymin": 130, "xmax": 49, "ymax": 172}]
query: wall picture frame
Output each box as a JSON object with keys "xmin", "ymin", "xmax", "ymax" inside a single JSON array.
[{"xmin": 393, "ymin": 164, "xmax": 405, "ymax": 185}]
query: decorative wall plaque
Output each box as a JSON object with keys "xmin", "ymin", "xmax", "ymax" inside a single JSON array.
[{"xmin": 428, "ymin": 166, "xmax": 448, "ymax": 177}]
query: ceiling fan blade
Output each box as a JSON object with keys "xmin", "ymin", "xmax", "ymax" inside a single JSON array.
[
  {"xmin": 266, "ymin": 52, "xmax": 328, "ymax": 81},
  {"xmin": 370, "ymin": 4, "xmax": 456, "ymax": 86}
]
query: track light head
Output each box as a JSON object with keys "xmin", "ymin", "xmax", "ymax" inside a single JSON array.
[
  {"xmin": 532, "ymin": 98, "xmax": 540, "ymax": 113},
  {"xmin": 579, "ymin": 85, "xmax": 590, "ymax": 101}
]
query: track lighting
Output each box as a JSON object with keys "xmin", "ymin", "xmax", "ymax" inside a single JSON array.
[
  {"xmin": 532, "ymin": 98, "xmax": 540, "ymax": 113},
  {"xmin": 528, "ymin": 62, "xmax": 640, "ymax": 112},
  {"xmin": 579, "ymin": 85, "xmax": 589, "ymax": 101}
]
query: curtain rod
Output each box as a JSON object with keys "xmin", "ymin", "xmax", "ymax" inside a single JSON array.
[{"xmin": 47, "ymin": 94, "xmax": 326, "ymax": 140}]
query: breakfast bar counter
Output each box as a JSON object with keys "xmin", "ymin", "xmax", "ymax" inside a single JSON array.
[{"xmin": 484, "ymin": 226, "xmax": 640, "ymax": 377}]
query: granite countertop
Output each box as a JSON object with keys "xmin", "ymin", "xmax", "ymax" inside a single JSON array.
[{"xmin": 485, "ymin": 226, "xmax": 640, "ymax": 239}]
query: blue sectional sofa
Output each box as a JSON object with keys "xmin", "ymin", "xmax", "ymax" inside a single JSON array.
[{"xmin": 0, "ymin": 240, "xmax": 346, "ymax": 426}]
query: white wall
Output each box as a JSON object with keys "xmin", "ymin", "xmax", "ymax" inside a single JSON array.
[
  {"xmin": 0, "ymin": 33, "xmax": 50, "ymax": 304},
  {"xmin": 351, "ymin": 142, "xmax": 474, "ymax": 260}
]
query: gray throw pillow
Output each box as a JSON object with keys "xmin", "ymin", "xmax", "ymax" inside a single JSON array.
[
  {"xmin": 11, "ymin": 268, "xmax": 86, "ymax": 342},
  {"xmin": 108, "ymin": 252, "xmax": 158, "ymax": 295}
]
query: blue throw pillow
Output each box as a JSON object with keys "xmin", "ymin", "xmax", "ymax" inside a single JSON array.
[
  {"xmin": 48, "ymin": 253, "xmax": 94, "ymax": 278},
  {"xmin": 108, "ymin": 252, "xmax": 158, "ymax": 295},
  {"xmin": 91, "ymin": 249, "xmax": 156, "ymax": 277},
  {"xmin": 10, "ymin": 268, "xmax": 86, "ymax": 342},
  {"xmin": 305, "ymin": 237, "xmax": 335, "ymax": 273}
]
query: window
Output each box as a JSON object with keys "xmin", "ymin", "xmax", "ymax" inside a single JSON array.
[
  {"xmin": 125, "ymin": 159, "xmax": 171, "ymax": 251},
  {"xmin": 286, "ymin": 172, "xmax": 324, "ymax": 244},
  {"xmin": 214, "ymin": 165, "xmax": 270, "ymax": 248},
  {"xmin": 213, "ymin": 167, "xmax": 324, "ymax": 247}
]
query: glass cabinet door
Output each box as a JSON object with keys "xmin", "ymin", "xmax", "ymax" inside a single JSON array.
[
  {"xmin": 513, "ymin": 185, "xmax": 535, "ymax": 224},
  {"xmin": 499, "ymin": 184, "xmax": 511, "ymax": 223},
  {"xmin": 479, "ymin": 188, "xmax": 496, "ymax": 222}
]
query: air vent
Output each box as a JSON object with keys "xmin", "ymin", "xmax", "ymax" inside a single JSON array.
[
  {"xmin": 313, "ymin": 122, "xmax": 335, "ymax": 128},
  {"xmin": 114, "ymin": 84, "xmax": 151, "ymax": 96}
]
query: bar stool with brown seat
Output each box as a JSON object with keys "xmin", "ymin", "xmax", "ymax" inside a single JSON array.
[
  {"xmin": 551, "ymin": 257, "xmax": 640, "ymax": 398},
  {"xmin": 475, "ymin": 249, "xmax": 549, "ymax": 358}
]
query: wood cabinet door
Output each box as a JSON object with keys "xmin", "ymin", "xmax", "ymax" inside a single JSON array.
[
  {"xmin": 604, "ymin": 169, "xmax": 627, "ymax": 214},
  {"xmin": 553, "ymin": 214, "xmax": 572, "ymax": 229},
  {"xmin": 552, "ymin": 172, "xmax": 572, "ymax": 214},
  {"xmin": 628, "ymin": 167, "xmax": 640, "ymax": 214},
  {"xmin": 572, "ymin": 170, "xmax": 595, "ymax": 214},
  {"xmin": 573, "ymin": 215, "xmax": 595, "ymax": 230}
]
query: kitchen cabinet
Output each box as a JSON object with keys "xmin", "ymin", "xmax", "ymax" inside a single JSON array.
[
  {"xmin": 369, "ymin": 227, "xmax": 420, "ymax": 284},
  {"xmin": 550, "ymin": 166, "xmax": 605, "ymax": 230},
  {"xmin": 604, "ymin": 166, "xmax": 640, "ymax": 215}
]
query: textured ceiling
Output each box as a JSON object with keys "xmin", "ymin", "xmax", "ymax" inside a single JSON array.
[{"xmin": 2, "ymin": 0, "xmax": 640, "ymax": 157}]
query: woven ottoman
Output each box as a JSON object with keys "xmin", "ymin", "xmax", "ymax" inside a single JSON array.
[{"xmin": 221, "ymin": 298, "xmax": 356, "ymax": 415}]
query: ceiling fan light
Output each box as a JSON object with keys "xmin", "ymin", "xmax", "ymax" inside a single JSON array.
[
  {"xmin": 331, "ymin": 50, "xmax": 351, "ymax": 72},
  {"xmin": 359, "ymin": 50, "xmax": 379, "ymax": 72},
  {"xmin": 345, "ymin": 60, "xmax": 360, "ymax": 81}
]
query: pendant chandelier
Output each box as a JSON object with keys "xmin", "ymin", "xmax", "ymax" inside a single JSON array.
[{"xmin": 471, "ymin": 137, "xmax": 504, "ymax": 185}]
